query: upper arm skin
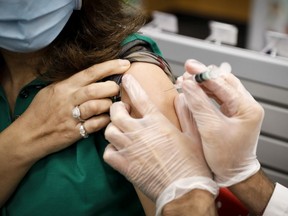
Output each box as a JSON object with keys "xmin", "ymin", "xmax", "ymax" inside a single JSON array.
[
  {"xmin": 121, "ymin": 62, "xmax": 180, "ymax": 127},
  {"xmin": 121, "ymin": 62, "xmax": 181, "ymax": 216}
]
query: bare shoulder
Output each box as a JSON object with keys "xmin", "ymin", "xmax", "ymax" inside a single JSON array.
[{"xmin": 121, "ymin": 62, "xmax": 180, "ymax": 127}]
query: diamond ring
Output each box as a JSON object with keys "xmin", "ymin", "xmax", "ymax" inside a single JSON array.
[
  {"xmin": 79, "ymin": 123, "xmax": 89, "ymax": 138},
  {"xmin": 72, "ymin": 106, "xmax": 85, "ymax": 122}
]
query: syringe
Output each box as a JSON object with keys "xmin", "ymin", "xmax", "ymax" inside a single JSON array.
[{"xmin": 195, "ymin": 62, "xmax": 231, "ymax": 83}]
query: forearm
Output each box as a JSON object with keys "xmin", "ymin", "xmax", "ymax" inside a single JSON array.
[
  {"xmin": 135, "ymin": 188, "xmax": 156, "ymax": 216},
  {"xmin": 0, "ymin": 123, "xmax": 41, "ymax": 206},
  {"xmin": 229, "ymin": 169, "xmax": 275, "ymax": 215},
  {"xmin": 162, "ymin": 189, "xmax": 217, "ymax": 216}
]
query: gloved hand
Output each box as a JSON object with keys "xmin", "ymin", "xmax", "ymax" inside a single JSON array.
[
  {"xmin": 104, "ymin": 74, "xmax": 218, "ymax": 215},
  {"xmin": 176, "ymin": 59, "xmax": 263, "ymax": 187}
]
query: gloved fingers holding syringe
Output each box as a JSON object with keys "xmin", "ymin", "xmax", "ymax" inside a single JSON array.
[
  {"xmin": 175, "ymin": 59, "xmax": 263, "ymax": 187},
  {"xmin": 176, "ymin": 60, "xmax": 233, "ymax": 108}
]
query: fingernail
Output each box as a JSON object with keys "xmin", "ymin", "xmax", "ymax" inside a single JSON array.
[
  {"xmin": 122, "ymin": 74, "xmax": 131, "ymax": 84},
  {"xmin": 121, "ymin": 74, "xmax": 133, "ymax": 90},
  {"xmin": 119, "ymin": 59, "xmax": 130, "ymax": 67},
  {"xmin": 186, "ymin": 59, "xmax": 207, "ymax": 72}
]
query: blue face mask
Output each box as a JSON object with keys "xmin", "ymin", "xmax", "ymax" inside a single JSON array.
[{"xmin": 0, "ymin": 0, "xmax": 82, "ymax": 53}]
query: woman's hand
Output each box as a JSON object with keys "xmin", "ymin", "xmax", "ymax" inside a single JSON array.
[
  {"xmin": 0, "ymin": 59, "xmax": 130, "ymax": 206},
  {"xmin": 15, "ymin": 59, "xmax": 130, "ymax": 158}
]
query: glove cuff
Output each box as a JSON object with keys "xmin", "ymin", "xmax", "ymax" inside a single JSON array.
[
  {"xmin": 155, "ymin": 177, "xmax": 219, "ymax": 216},
  {"xmin": 216, "ymin": 159, "xmax": 261, "ymax": 187}
]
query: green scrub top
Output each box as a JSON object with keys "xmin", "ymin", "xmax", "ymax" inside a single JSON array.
[{"xmin": 0, "ymin": 34, "xmax": 163, "ymax": 216}]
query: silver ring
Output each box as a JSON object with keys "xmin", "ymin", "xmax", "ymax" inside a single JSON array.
[
  {"xmin": 79, "ymin": 123, "xmax": 89, "ymax": 138},
  {"xmin": 72, "ymin": 106, "xmax": 85, "ymax": 122}
]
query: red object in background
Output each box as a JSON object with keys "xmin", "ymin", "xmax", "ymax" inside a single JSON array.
[{"xmin": 216, "ymin": 188, "xmax": 249, "ymax": 216}]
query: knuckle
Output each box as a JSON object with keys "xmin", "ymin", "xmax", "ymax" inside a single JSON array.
[
  {"xmin": 52, "ymin": 83, "xmax": 64, "ymax": 93},
  {"xmin": 101, "ymin": 99, "xmax": 112, "ymax": 110},
  {"xmin": 83, "ymin": 85, "xmax": 97, "ymax": 98},
  {"xmin": 91, "ymin": 114, "xmax": 110, "ymax": 131},
  {"xmin": 127, "ymin": 161, "xmax": 142, "ymax": 182},
  {"xmin": 82, "ymin": 65, "xmax": 103, "ymax": 82},
  {"xmin": 252, "ymin": 103, "xmax": 265, "ymax": 120},
  {"xmin": 51, "ymin": 83, "xmax": 69, "ymax": 97},
  {"xmin": 80, "ymin": 105, "xmax": 88, "ymax": 118},
  {"xmin": 86, "ymin": 61, "xmax": 113, "ymax": 79},
  {"xmin": 83, "ymin": 66, "xmax": 96, "ymax": 78},
  {"xmin": 89, "ymin": 101, "xmax": 102, "ymax": 115}
]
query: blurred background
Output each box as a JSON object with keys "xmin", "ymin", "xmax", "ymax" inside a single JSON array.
[{"xmin": 131, "ymin": 0, "xmax": 288, "ymax": 53}]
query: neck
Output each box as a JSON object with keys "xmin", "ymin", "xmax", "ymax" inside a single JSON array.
[
  {"xmin": 0, "ymin": 48, "xmax": 46, "ymax": 87},
  {"xmin": 0, "ymin": 49, "xmax": 46, "ymax": 112}
]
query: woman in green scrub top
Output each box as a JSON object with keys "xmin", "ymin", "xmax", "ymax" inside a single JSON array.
[{"xmin": 0, "ymin": 0, "xmax": 180, "ymax": 215}]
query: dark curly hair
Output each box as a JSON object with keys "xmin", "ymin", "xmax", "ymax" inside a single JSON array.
[{"xmin": 40, "ymin": 0, "xmax": 146, "ymax": 81}]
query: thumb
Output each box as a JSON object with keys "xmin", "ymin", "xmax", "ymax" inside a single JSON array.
[
  {"xmin": 182, "ymin": 79, "xmax": 222, "ymax": 128},
  {"xmin": 175, "ymin": 94, "xmax": 194, "ymax": 134},
  {"xmin": 121, "ymin": 74, "xmax": 158, "ymax": 116},
  {"xmin": 185, "ymin": 59, "xmax": 207, "ymax": 75},
  {"xmin": 175, "ymin": 94, "xmax": 202, "ymax": 142}
]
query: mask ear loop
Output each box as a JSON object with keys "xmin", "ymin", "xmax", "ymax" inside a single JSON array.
[{"xmin": 74, "ymin": 0, "xmax": 82, "ymax": 10}]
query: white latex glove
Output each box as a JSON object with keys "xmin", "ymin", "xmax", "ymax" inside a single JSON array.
[
  {"xmin": 176, "ymin": 59, "xmax": 263, "ymax": 187},
  {"xmin": 104, "ymin": 74, "xmax": 218, "ymax": 215}
]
